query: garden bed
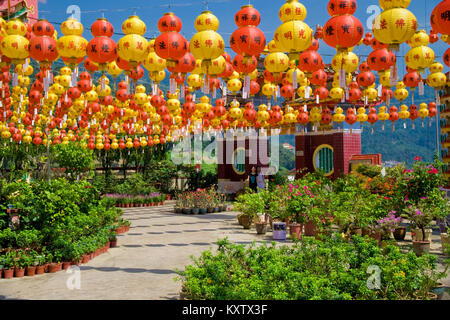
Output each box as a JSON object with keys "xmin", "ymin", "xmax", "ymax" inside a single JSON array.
[
  {"xmin": 103, "ymin": 193, "xmax": 166, "ymax": 208},
  {"xmin": 0, "ymin": 178, "xmax": 131, "ymax": 279},
  {"xmin": 178, "ymin": 237, "xmax": 448, "ymax": 300}
]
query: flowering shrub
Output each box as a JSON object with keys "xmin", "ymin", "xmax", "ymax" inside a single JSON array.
[
  {"xmin": 375, "ymin": 211, "xmax": 402, "ymax": 234},
  {"xmin": 286, "ymin": 183, "xmax": 316, "ymax": 224},
  {"xmin": 175, "ymin": 188, "xmax": 221, "ymax": 209}
]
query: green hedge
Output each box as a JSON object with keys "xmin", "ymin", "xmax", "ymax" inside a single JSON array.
[{"xmin": 178, "ymin": 236, "xmax": 447, "ymax": 300}]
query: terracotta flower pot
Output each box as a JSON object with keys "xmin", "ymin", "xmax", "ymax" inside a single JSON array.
[
  {"xmin": 82, "ymin": 255, "xmax": 90, "ymax": 264},
  {"xmin": 240, "ymin": 214, "xmax": 252, "ymax": 229},
  {"xmin": 71, "ymin": 260, "xmax": 81, "ymax": 266},
  {"xmin": 48, "ymin": 263, "xmax": 59, "ymax": 273},
  {"xmin": 289, "ymin": 223, "xmax": 303, "ymax": 240},
  {"xmin": 304, "ymin": 220, "xmax": 318, "ymax": 237},
  {"xmin": 3, "ymin": 268, "xmax": 14, "ymax": 279},
  {"xmin": 15, "ymin": 268, "xmax": 25, "ymax": 278},
  {"xmin": 441, "ymin": 233, "xmax": 450, "ymax": 256},
  {"xmin": 393, "ymin": 226, "xmax": 407, "ymax": 241},
  {"xmin": 43, "ymin": 263, "xmax": 49, "ymax": 273},
  {"xmin": 36, "ymin": 265, "xmax": 45, "ymax": 274},
  {"xmin": 350, "ymin": 227, "xmax": 362, "ymax": 236},
  {"xmin": 255, "ymin": 222, "xmax": 267, "ymax": 235},
  {"xmin": 412, "ymin": 241, "xmax": 431, "ymax": 256},
  {"xmin": 56, "ymin": 262, "xmax": 63, "ymax": 271},
  {"xmin": 26, "ymin": 266, "xmax": 37, "ymax": 276},
  {"xmin": 62, "ymin": 262, "xmax": 71, "ymax": 270},
  {"xmin": 0, "ymin": 268, "xmax": 3, "ymax": 279},
  {"xmin": 110, "ymin": 239, "xmax": 118, "ymax": 248}
]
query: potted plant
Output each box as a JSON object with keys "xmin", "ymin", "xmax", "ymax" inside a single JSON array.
[
  {"xmin": 24, "ymin": 251, "xmax": 38, "ymax": 277},
  {"xmin": 404, "ymin": 203, "xmax": 434, "ymax": 256},
  {"xmin": 235, "ymin": 191, "xmax": 265, "ymax": 231},
  {"xmin": 374, "ymin": 211, "xmax": 402, "ymax": 241},
  {"xmin": 255, "ymin": 214, "xmax": 267, "ymax": 235},
  {"xmin": 35, "ymin": 252, "xmax": 46, "ymax": 274},
  {"xmin": 1, "ymin": 252, "xmax": 14, "ymax": 279},
  {"xmin": 13, "ymin": 251, "xmax": 25, "ymax": 278},
  {"xmin": 110, "ymin": 232, "xmax": 118, "ymax": 248}
]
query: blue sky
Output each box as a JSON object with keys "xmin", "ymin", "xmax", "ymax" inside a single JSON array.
[{"xmin": 36, "ymin": 0, "xmax": 448, "ymax": 77}]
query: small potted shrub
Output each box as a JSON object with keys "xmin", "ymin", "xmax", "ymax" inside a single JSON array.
[
  {"xmin": 404, "ymin": 203, "xmax": 434, "ymax": 256},
  {"xmin": 374, "ymin": 211, "xmax": 402, "ymax": 242},
  {"xmin": 24, "ymin": 251, "xmax": 38, "ymax": 277},
  {"xmin": 13, "ymin": 251, "xmax": 26, "ymax": 278},
  {"xmin": 110, "ymin": 233, "xmax": 118, "ymax": 248},
  {"xmin": 1, "ymin": 252, "xmax": 14, "ymax": 279},
  {"xmin": 234, "ymin": 192, "xmax": 264, "ymax": 230},
  {"xmin": 35, "ymin": 253, "xmax": 46, "ymax": 274}
]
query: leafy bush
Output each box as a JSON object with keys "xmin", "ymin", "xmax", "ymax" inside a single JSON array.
[
  {"xmin": 178, "ymin": 236, "xmax": 447, "ymax": 300},
  {"xmin": 53, "ymin": 142, "xmax": 94, "ymax": 180}
]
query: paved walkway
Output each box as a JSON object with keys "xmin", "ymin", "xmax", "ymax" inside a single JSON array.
[
  {"xmin": 0, "ymin": 203, "xmax": 449, "ymax": 300},
  {"xmin": 0, "ymin": 203, "xmax": 272, "ymax": 300}
]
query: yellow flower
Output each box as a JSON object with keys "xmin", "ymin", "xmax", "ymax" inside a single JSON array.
[
  {"xmin": 392, "ymin": 259, "xmax": 396, "ymax": 265},
  {"xmin": 395, "ymin": 271, "xmax": 405, "ymax": 278},
  {"xmin": 400, "ymin": 259, "xmax": 406, "ymax": 265},
  {"xmin": 207, "ymin": 279, "xmax": 212, "ymax": 284}
]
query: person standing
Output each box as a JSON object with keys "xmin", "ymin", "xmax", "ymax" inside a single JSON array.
[
  {"xmin": 248, "ymin": 166, "xmax": 258, "ymax": 193},
  {"xmin": 256, "ymin": 167, "xmax": 266, "ymax": 192}
]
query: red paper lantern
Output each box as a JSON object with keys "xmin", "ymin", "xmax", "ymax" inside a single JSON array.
[
  {"xmin": 91, "ymin": 18, "xmax": 114, "ymax": 37},
  {"xmin": 430, "ymin": 0, "xmax": 450, "ymax": 35},
  {"xmin": 403, "ymin": 71, "xmax": 422, "ymax": 88},
  {"xmin": 158, "ymin": 13, "xmax": 182, "ymax": 33},
  {"xmin": 84, "ymin": 58, "xmax": 98, "ymax": 73},
  {"xmin": 116, "ymin": 56, "xmax": 132, "ymax": 71},
  {"xmin": 297, "ymin": 111, "xmax": 309, "ymax": 125},
  {"xmin": 169, "ymin": 52, "xmax": 196, "ymax": 74},
  {"xmin": 367, "ymin": 48, "xmax": 396, "ymax": 71},
  {"xmin": 235, "ymin": 5, "xmax": 261, "ymax": 27},
  {"xmin": 298, "ymin": 50, "xmax": 324, "ymax": 73},
  {"xmin": 155, "ymin": 32, "xmax": 189, "ymax": 61},
  {"xmin": 32, "ymin": 19, "xmax": 54, "ymax": 36},
  {"xmin": 327, "ymin": 0, "xmax": 357, "ymax": 16},
  {"xmin": 323, "ymin": 15, "xmax": 363, "ymax": 49},
  {"xmin": 232, "ymin": 54, "xmax": 257, "ymax": 74},
  {"xmin": 280, "ymin": 84, "xmax": 294, "ymax": 99},
  {"xmin": 87, "ymin": 36, "xmax": 117, "ymax": 65},
  {"xmin": 129, "ymin": 65, "xmax": 144, "ymax": 81},
  {"xmin": 310, "ymin": 69, "xmax": 328, "ymax": 86},
  {"xmin": 356, "ymin": 71, "xmax": 375, "ymax": 87},
  {"xmin": 230, "ymin": 26, "xmax": 266, "ymax": 57},
  {"xmin": 217, "ymin": 63, "xmax": 234, "ymax": 79},
  {"xmin": 444, "ymin": 47, "xmax": 450, "ymax": 67},
  {"xmin": 249, "ymin": 80, "xmax": 260, "ymax": 96},
  {"xmin": 314, "ymin": 87, "xmax": 329, "ymax": 100}
]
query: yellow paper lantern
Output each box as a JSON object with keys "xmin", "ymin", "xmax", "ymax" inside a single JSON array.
[
  {"xmin": 372, "ymin": 8, "xmax": 417, "ymax": 49},
  {"xmin": 279, "ymin": 0, "xmax": 307, "ymax": 22},
  {"xmin": 117, "ymin": 16, "xmax": 148, "ymax": 67},
  {"xmin": 190, "ymin": 11, "xmax": 224, "ymax": 70},
  {"xmin": 331, "ymin": 51, "xmax": 359, "ymax": 73},
  {"xmin": 264, "ymin": 52, "xmax": 289, "ymax": 77},
  {"xmin": 1, "ymin": 19, "xmax": 29, "ymax": 63}
]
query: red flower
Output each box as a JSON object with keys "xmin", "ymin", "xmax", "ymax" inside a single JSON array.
[{"xmin": 414, "ymin": 156, "xmax": 422, "ymax": 161}]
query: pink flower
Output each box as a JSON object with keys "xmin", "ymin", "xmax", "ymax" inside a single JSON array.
[
  {"xmin": 428, "ymin": 168, "xmax": 438, "ymax": 174},
  {"xmin": 414, "ymin": 156, "xmax": 422, "ymax": 161}
]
